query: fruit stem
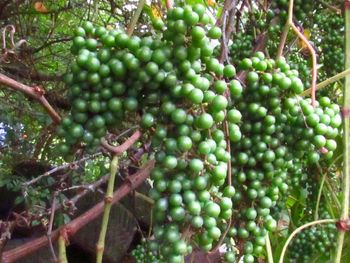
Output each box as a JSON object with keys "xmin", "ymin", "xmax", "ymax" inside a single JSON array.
[
  {"xmin": 301, "ymin": 67, "xmax": 350, "ymax": 97},
  {"xmin": 127, "ymin": 0, "xmax": 146, "ymax": 36},
  {"xmin": 314, "ymin": 162, "xmax": 327, "ymax": 221},
  {"xmin": 95, "ymin": 155, "xmax": 119, "ymax": 263},
  {"xmin": 334, "ymin": 1, "xmax": 350, "ymax": 262},
  {"xmin": 276, "ymin": 0, "xmax": 318, "ymax": 107},
  {"xmin": 265, "ymin": 233, "xmax": 274, "ymax": 263},
  {"xmin": 58, "ymin": 231, "xmax": 68, "ymax": 263},
  {"xmin": 278, "ymin": 219, "xmax": 337, "ymax": 263}
]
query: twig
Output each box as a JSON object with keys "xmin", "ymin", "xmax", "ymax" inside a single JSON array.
[
  {"xmin": 0, "ymin": 73, "xmax": 61, "ymax": 123},
  {"xmin": 218, "ymin": 0, "xmax": 237, "ymax": 63},
  {"xmin": 334, "ymin": 1, "xmax": 350, "ymax": 262},
  {"xmin": 301, "ymin": 67, "xmax": 350, "ymax": 97},
  {"xmin": 210, "ymin": 218, "xmax": 231, "ymax": 253},
  {"xmin": 315, "ymin": 163, "xmax": 327, "ymax": 221},
  {"xmin": 276, "ymin": 0, "xmax": 318, "ymax": 107},
  {"xmin": 127, "ymin": 0, "xmax": 146, "ymax": 36},
  {"xmin": 1, "ymin": 161, "xmax": 155, "ymax": 263},
  {"xmin": 23, "ymin": 153, "xmax": 102, "ymax": 187},
  {"xmin": 100, "ymin": 130, "xmax": 141, "ymax": 155},
  {"xmin": 47, "ymin": 193, "xmax": 58, "ymax": 262},
  {"xmin": 134, "ymin": 191, "xmax": 154, "ymax": 205},
  {"xmin": 319, "ymin": 1, "xmax": 342, "ymax": 14},
  {"xmin": 278, "ymin": 219, "xmax": 337, "ymax": 263}
]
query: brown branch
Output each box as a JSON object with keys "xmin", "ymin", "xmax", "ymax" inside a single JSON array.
[
  {"xmin": 290, "ymin": 23, "xmax": 317, "ymax": 106},
  {"xmin": 101, "ymin": 130, "xmax": 141, "ymax": 155},
  {"xmin": 319, "ymin": 1, "xmax": 342, "ymax": 14},
  {"xmin": 34, "ymin": 37, "xmax": 73, "ymax": 53},
  {"xmin": 2, "ymin": 64, "xmax": 63, "ymax": 82},
  {"xmin": 275, "ymin": 0, "xmax": 318, "ymax": 106},
  {"xmin": 47, "ymin": 193, "xmax": 58, "ymax": 262},
  {"xmin": 126, "ymin": 0, "xmax": 146, "ymax": 36},
  {"xmin": 22, "ymin": 153, "xmax": 102, "ymax": 188},
  {"xmin": 0, "ymin": 73, "xmax": 61, "ymax": 123},
  {"xmin": 1, "ymin": 160, "xmax": 155, "ymax": 263},
  {"xmin": 218, "ymin": 0, "xmax": 237, "ymax": 63}
]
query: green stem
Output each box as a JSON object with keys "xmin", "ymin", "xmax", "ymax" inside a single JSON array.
[
  {"xmin": 96, "ymin": 156, "xmax": 119, "ymax": 263},
  {"xmin": 127, "ymin": 0, "xmax": 146, "ymax": 36},
  {"xmin": 335, "ymin": 1, "xmax": 350, "ymax": 262},
  {"xmin": 301, "ymin": 68, "xmax": 350, "ymax": 97},
  {"xmin": 278, "ymin": 219, "xmax": 337, "ymax": 263},
  {"xmin": 314, "ymin": 163, "xmax": 327, "ymax": 220},
  {"xmin": 58, "ymin": 234, "xmax": 68, "ymax": 263},
  {"xmin": 265, "ymin": 233, "xmax": 274, "ymax": 263}
]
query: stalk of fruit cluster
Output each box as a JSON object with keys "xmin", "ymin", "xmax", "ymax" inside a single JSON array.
[
  {"xmin": 278, "ymin": 219, "xmax": 337, "ymax": 263},
  {"xmin": 58, "ymin": 231, "xmax": 68, "ymax": 263},
  {"xmin": 96, "ymin": 155, "xmax": 119, "ymax": 263},
  {"xmin": 301, "ymin": 68, "xmax": 350, "ymax": 97},
  {"xmin": 276, "ymin": 0, "xmax": 318, "ymax": 106},
  {"xmin": 334, "ymin": 1, "xmax": 350, "ymax": 262},
  {"xmin": 127, "ymin": 0, "xmax": 146, "ymax": 36}
]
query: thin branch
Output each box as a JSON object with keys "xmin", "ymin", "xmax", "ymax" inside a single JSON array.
[
  {"xmin": 127, "ymin": 0, "xmax": 146, "ymax": 36},
  {"xmin": 47, "ymin": 193, "xmax": 58, "ymax": 263},
  {"xmin": 276, "ymin": 0, "xmax": 318, "ymax": 106},
  {"xmin": 301, "ymin": 67, "xmax": 350, "ymax": 97},
  {"xmin": 319, "ymin": 1, "xmax": 342, "ymax": 14},
  {"xmin": 314, "ymin": 163, "xmax": 327, "ymax": 221},
  {"xmin": 1, "ymin": 160, "xmax": 155, "ymax": 263},
  {"xmin": 100, "ymin": 130, "xmax": 141, "ymax": 155},
  {"xmin": 23, "ymin": 153, "xmax": 102, "ymax": 188},
  {"xmin": 0, "ymin": 72, "xmax": 61, "ymax": 123}
]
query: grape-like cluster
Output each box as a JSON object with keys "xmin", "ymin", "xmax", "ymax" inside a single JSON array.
[
  {"xmin": 58, "ymin": 3, "xmax": 343, "ymax": 263},
  {"xmin": 58, "ymin": 21, "xmax": 152, "ymax": 154},
  {"xmin": 131, "ymin": 239, "xmax": 165, "ymax": 263},
  {"xmin": 289, "ymin": 189, "xmax": 337, "ymax": 263},
  {"xmin": 224, "ymin": 54, "xmax": 341, "ymax": 262},
  {"xmin": 272, "ymin": 0, "xmax": 315, "ymax": 24},
  {"xmin": 314, "ymin": 12, "xmax": 344, "ymax": 80},
  {"xmin": 147, "ymin": 5, "xmax": 241, "ymax": 263},
  {"xmin": 288, "ymin": 53, "xmax": 311, "ymax": 90},
  {"xmin": 229, "ymin": 32, "xmax": 254, "ymax": 64}
]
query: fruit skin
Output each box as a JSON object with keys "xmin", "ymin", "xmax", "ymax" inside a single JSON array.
[{"xmin": 62, "ymin": 14, "xmax": 343, "ymax": 263}]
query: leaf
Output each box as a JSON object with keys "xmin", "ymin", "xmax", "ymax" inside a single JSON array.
[{"xmin": 14, "ymin": 195, "xmax": 24, "ymax": 205}]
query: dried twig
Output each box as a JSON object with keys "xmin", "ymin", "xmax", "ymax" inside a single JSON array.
[
  {"xmin": 47, "ymin": 193, "xmax": 58, "ymax": 262},
  {"xmin": 0, "ymin": 73, "xmax": 61, "ymax": 123},
  {"xmin": 1, "ymin": 161, "xmax": 155, "ymax": 263},
  {"xmin": 22, "ymin": 153, "xmax": 102, "ymax": 188}
]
